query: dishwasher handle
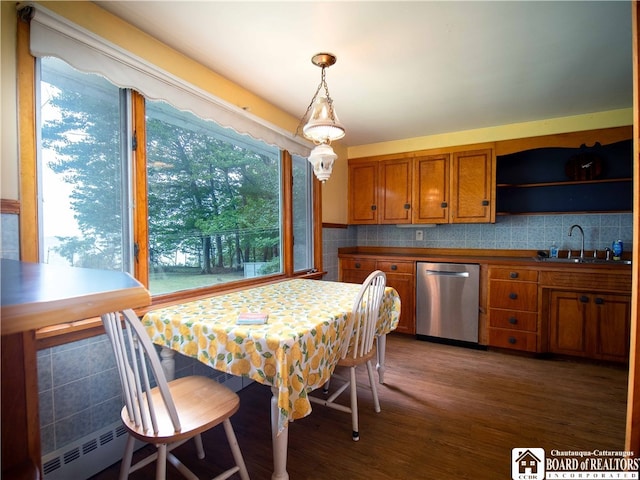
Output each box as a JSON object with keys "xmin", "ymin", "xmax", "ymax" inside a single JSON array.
[{"xmin": 425, "ymin": 270, "xmax": 470, "ymax": 278}]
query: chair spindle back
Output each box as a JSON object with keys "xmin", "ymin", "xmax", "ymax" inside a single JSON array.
[{"xmin": 101, "ymin": 310, "xmax": 181, "ymax": 436}]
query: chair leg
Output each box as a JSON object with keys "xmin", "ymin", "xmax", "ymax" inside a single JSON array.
[
  {"xmin": 156, "ymin": 444, "xmax": 167, "ymax": 480},
  {"xmin": 322, "ymin": 377, "xmax": 331, "ymax": 394},
  {"xmin": 118, "ymin": 434, "xmax": 135, "ymax": 480},
  {"xmin": 194, "ymin": 433, "xmax": 205, "ymax": 459},
  {"xmin": 349, "ymin": 367, "xmax": 359, "ymax": 441},
  {"xmin": 366, "ymin": 360, "xmax": 381, "ymax": 413},
  {"xmin": 223, "ymin": 418, "xmax": 250, "ymax": 480}
]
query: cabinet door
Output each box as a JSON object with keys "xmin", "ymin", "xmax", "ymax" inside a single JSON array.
[
  {"xmin": 593, "ymin": 293, "xmax": 630, "ymax": 362},
  {"xmin": 413, "ymin": 154, "xmax": 449, "ymax": 224},
  {"xmin": 549, "ymin": 291, "xmax": 589, "ymax": 357},
  {"xmin": 377, "ymin": 260, "xmax": 415, "ymax": 335},
  {"xmin": 379, "ymin": 159, "xmax": 412, "ymax": 224},
  {"xmin": 451, "ymin": 149, "xmax": 495, "ymax": 223},
  {"xmin": 348, "ymin": 161, "xmax": 378, "ymax": 224}
]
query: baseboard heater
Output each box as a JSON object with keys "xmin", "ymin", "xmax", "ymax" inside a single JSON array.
[{"xmin": 42, "ymin": 421, "xmax": 143, "ymax": 480}]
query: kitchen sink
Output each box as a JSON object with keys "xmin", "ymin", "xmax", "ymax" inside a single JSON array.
[{"xmin": 535, "ymin": 256, "xmax": 631, "ymax": 265}]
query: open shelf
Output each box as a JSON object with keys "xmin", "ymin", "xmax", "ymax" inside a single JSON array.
[{"xmin": 496, "ymin": 139, "xmax": 632, "ymax": 214}]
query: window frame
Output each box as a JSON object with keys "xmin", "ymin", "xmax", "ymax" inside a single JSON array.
[{"xmin": 17, "ymin": 19, "xmax": 324, "ymax": 347}]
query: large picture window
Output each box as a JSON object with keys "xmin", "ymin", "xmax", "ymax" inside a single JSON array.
[
  {"xmin": 146, "ymin": 101, "xmax": 283, "ymax": 295},
  {"xmin": 36, "ymin": 56, "xmax": 317, "ymax": 298}
]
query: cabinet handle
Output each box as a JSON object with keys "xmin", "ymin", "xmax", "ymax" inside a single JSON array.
[
  {"xmin": 482, "ymin": 199, "xmax": 490, "ymax": 206},
  {"xmin": 509, "ymin": 272, "xmax": 519, "ymax": 279},
  {"xmin": 594, "ymin": 297, "xmax": 604, "ymax": 305},
  {"xmin": 355, "ymin": 263, "xmax": 361, "ymax": 268},
  {"xmin": 371, "ymin": 205, "xmax": 377, "ymax": 211},
  {"xmin": 580, "ymin": 295, "xmax": 589, "ymax": 303},
  {"xmin": 391, "ymin": 265, "xmax": 398, "ymax": 271},
  {"xmin": 509, "ymin": 292, "xmax": 518, "ymax": 300},
  {"xmin": 404, "ymin": 203, "xmax": 411, "ymax": 210},
  {"xmin": 441, "ymin": 202, "xmax": 448, "ymax": 208},
  {"xmin": 508, "ymin": 336, "xmax": 517, "ymax": 344},
  {"xmin": 509, "ymin": 317, "xmax": 518, "ymax": 325}
]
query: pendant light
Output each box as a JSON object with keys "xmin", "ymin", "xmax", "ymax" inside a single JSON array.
[{"xmin": 297, "ymin": 53, "xmax": 345, "ymax": 182}]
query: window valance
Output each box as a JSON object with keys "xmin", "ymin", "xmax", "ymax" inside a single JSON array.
[{"xmin": 22, "ymin": 3, "xmax": 312, "ymax": 157}]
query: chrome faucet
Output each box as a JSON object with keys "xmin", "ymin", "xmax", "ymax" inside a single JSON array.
[{"xmin": 568, "ymin": 224, "xmax": 585, "ymax": 259}]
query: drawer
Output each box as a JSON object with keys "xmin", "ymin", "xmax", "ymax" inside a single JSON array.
[
  {"xmin": 489, "ymin": 309, "xmax": 538, "ymax": 332},
  {"xmin": 489, "ymin": 268, "xmax": 538, "ymax": 282},
  {"xmin": 489, "ymin": 328, "xmax": 538, "ymax": 352},
  {"xmin": 489, "ymin": 281, "xmax": 538, "ymax": 311},
  {"xmin": 341, "ymin": 258, "xmax": 377, "ymax": 271},
  {"xmin": 376, "ymin": 260, "xmax": 414, "ymax": 274}
]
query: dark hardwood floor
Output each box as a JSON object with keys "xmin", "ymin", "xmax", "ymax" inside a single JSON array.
[{"xmin": 89, "ymin": 334, "xmax": 628, "ymax": 480}]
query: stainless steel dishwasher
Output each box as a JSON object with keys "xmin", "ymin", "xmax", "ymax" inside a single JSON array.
[{"xmin": 416, "ymin": 262, "xmax": 480, "ymax": 345}]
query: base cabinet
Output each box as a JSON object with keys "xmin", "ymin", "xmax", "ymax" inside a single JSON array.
[
  {"xmin": 340, "ymin": 257, "xmax": 415, "ymax": 335},
  {"xmin": 548, "ymin": 290, "xmax": 631, "ymax": 362},
  {"xmin": 487, "ymin": 267, "xmax": 540, "ymax": 352}
]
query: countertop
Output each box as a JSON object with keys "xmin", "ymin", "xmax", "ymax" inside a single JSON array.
[
  {"xmin": 338, "ymin": 246, "xmax": 632, "ymax": 271},
  {"xmin": 1, "ymin": 259, "xmax": 151, "ymax": 335}
]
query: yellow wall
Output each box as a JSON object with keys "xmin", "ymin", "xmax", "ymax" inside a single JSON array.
[
  {"xmin": 349, "ymin": 108, "xmax": 633, "ymax": 159},
  {"xmin": 1, "ymin": 1, "xmax": 634, "ymax": 224}
]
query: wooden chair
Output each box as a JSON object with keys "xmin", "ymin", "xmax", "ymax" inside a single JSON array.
[
  {"xmin": 101, "ymin": 309, "xmax": 250, "ymax": 480},
  {"xmin": 310, "ymin": 270, "xmax": 387, "ymax": 441}
]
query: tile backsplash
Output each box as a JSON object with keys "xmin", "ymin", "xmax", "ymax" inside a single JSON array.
[{"xmin": 322, "ymin": 212, "xmax": 633, "ymax": 280}]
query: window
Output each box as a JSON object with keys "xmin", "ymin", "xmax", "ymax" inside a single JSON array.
[
  {"xmin": 292, "ymin": 154, "xmax": 314, "ymax": 272},
  {"xmin": 36, "ymin": 56, "xmax": 318, "ymax": 298},
  {"xmin": 38, "ymin": 57, "xmax": 132, "ymax": 272},
  {"xmin": 146, "ymin": 101, "xmax": 283, "ymax": 295}
]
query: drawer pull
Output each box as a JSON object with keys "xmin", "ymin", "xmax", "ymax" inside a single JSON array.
[
  {"xmin": 580, "ymin": 295, "xmax": 589, "ymax": 303},
  {"xmin": 509, "ymin": 272, "xmax": 519, "ymax": 279},
  {"xmin": 509, "ymin": 317, "xmax": 518, "ymax": 325},
  {"xmin": 391, "ymin": 265, "xmax": 398, "ymax": 271},
  {"xmin": 355, "ymin": 263, "xmax": 361, "ymax": 268},
  {"xmin": 508, "ymin": 336, "xmax": 517, "ymax": 344},
  {"xmin": 509, "ymin": 292, "xmax": 518, "ymax": 300},
  {"xmin": 595, "ymin": 297, "xmax": 604, "ymax": 305}
]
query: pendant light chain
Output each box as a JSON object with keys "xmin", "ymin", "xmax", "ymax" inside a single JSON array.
[{"xmin": 295, "ymin": 65, "xmax": 339, "ymax": 141}]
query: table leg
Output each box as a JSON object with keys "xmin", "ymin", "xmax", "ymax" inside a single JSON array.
[
  {"xmin": 376, "ymin": 334, "xmax": 387, "ymax": 384},
  {"xmin": 270, "ymin": 386, "xmax": 289, "ymax": 480},
  {"xmin": 160, "ymin": 347, "xmax": 176, "ymax": 381}
]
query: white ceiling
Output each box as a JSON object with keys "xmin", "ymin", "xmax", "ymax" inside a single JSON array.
[{"xmin": 94, "ymin": 1, "xmax": 633, "ymax": 147}]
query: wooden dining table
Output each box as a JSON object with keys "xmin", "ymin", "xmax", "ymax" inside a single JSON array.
[{"xmin": 142, "ymin": 278, "xmax": 401, "ymax": 480}]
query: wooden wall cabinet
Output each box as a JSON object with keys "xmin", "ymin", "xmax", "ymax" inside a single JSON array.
[
  {"xmin": 548, "ymin": 290, "xmax": 630, "ymax": 362},
  {"xmin": 451, "ymin": 149, "xmax": 495, "ymax": 223},
  {"xmin": 348, "ymin": 161, "xmax": 378, "ymax": 224},
  {"xmin": 349, "ymin": 146, "xmax": 495, "ymax": 225},
  {"xmin": 339, "ymin": 256, "xmax": 415, "ymax": 335},
  {"xmin": 487, "ymin": 267, "xmax": 540, "ymax": 352},
  {"xmin": 348, "ymin": 157, "xmax": 412, "ymax": 225},
  {"xmin": 413, "ymin": 154, "xmax": 449, "ymax": 223}
]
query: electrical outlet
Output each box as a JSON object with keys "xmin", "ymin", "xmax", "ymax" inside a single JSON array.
[{"xmin": 415, "ymin": 230, "xmax": 424, "ymax": 241}]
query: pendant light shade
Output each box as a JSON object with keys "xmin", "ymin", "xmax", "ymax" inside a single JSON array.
[
  {"xmin": 302, "ymin": 95, "xmax": 345, "ymax": 143},
  {"xmin": 296, "ymin": 53, "xmax": 345, "ymax": 182},
  {"xmin": 308, "ymin": 143, "xmax": 338, "ymax": 183}
]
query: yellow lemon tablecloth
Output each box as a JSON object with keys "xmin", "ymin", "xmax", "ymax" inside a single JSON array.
[{"xmin": 142, "ymin": 279, "xmax": 400, "ymax": 433}]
